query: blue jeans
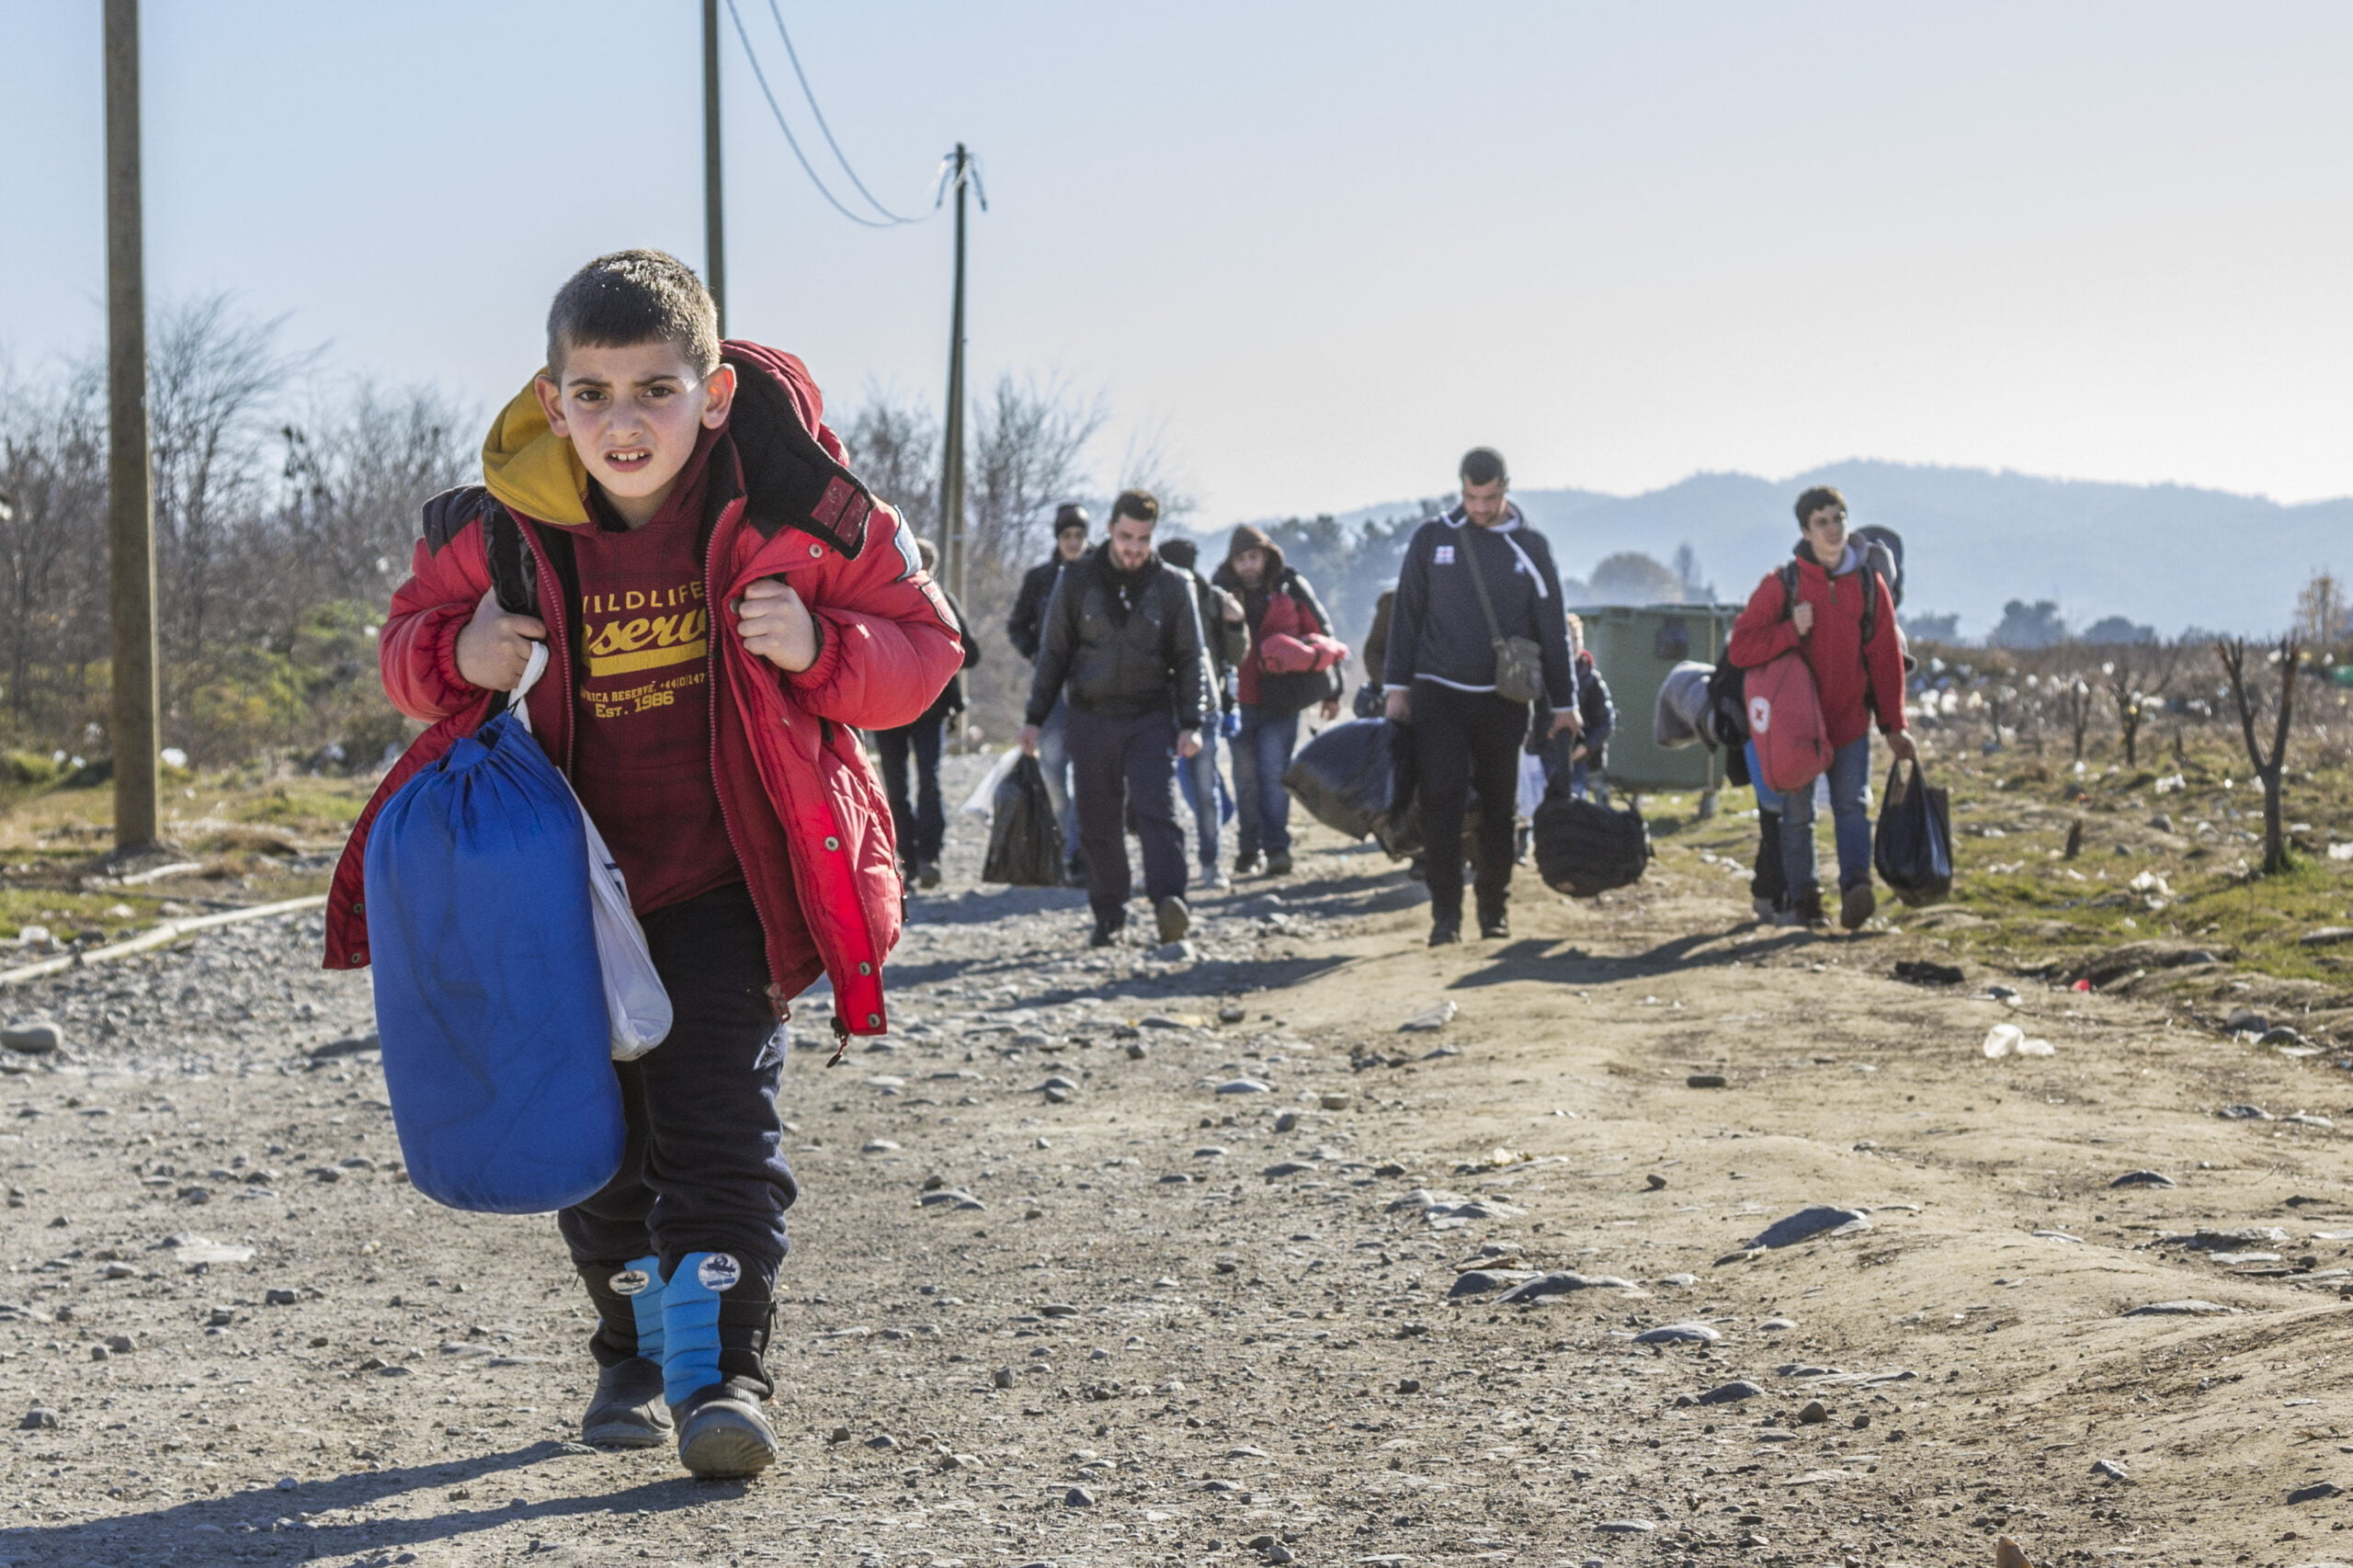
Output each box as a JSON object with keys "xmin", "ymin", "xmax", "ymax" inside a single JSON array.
[
  {"xmin": 1232, "ymin": 705, "xmax": 1302, "ymax": 858},
  {"xmin": 1036, "ymin": 694, "xmax": 1080, "ymax": 872},
  {"xmin": 1779, "ymin": 734, "xmax": 1873, "ymax": 895},
  {"xmin": 1175, "ymin": 723, "xmax": 1226, "ymax": 871}
]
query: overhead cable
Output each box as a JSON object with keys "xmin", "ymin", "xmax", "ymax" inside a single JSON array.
[
  {"xmin": 720, "ymin": 0, "xmax": 927, "ymax": 228},
  {"xmin": 763, "ymin": 0, "xmax": 927, "ymax": 223}
]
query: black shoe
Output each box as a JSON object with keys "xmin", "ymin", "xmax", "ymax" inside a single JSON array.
[
  {"xmin": 1233, "ymin": 849, "xmax": 1264, "ymax": 878},
  {"xmin": 916, "ymin": 861, "xmax": 940, "ymax": 891},
  {"xmin": 1264, "ymin": 851, "xmax": 1292, "ymax": 877},
  {"xmin": 675, "ymin": 1385, "xmax": 777, "ymax": 1479},
  {"xmin": 1155, "ymin": 896, "xmax": 1191, "ymax": 946},
  {"xmin": 1479, "ymin": 914, "xmax": 1509, "ymax": 940},
  {"xmin": 581, "ymin": 1356, "xmax": 672, "ymax": 1449},
  {"xmin": 1428, "ymin": 915, "xmax": 1461, "ymax": 946},
  {"xmin": 1089, "ymin": 915, "xmax": 1124, "ymax": 949},
  {"xmin": 1840, "ymin": 883, "xmax": 1876, "ymax": 931},
  {"xmin": 1405, "ymin": 856, "xmax": 1427, "ymax": 884}
]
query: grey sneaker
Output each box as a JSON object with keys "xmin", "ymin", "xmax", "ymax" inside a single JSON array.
[
  {"xmin": 1155, "ymin": 896, "xmax": 1191, "ymax": 946},
  {"xmin": 582, "ymin": 1357, "xmax": 672, "ymax": 1449},
  {"xmin": 1750, "ymin": 896, "xmax": 1778, "ymax": 924}
]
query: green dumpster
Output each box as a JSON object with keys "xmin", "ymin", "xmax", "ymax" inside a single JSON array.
[{"xmin": 1580, "ymin": 602, "xmax": 1743, "ymax": 806}]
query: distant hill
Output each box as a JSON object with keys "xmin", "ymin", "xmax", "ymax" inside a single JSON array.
[{"xmin": 1238, "ymin": 460, "xmax": 2347, "ymax": 642}]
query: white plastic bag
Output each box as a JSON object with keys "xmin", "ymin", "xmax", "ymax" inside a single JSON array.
[
  {"xmin": 1982, "ymin": 1023, "xmax": 2054, "ymax": 1059},
  {"xmin": 511, "ymin": 644, "xmax": 673, "ymax": 1061},
  {"xmin": 961, "ymin": 745, "xmax": 1022, "ymax": 821}
]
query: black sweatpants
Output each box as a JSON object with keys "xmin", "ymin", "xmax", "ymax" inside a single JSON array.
[
  {"xmin": 556, "ymin": 881, "xmax": 797, "ymax": 1290},
  {"xmin": 874, "ymin": 710, "xmax": 947, "ymax": 869},
  {"xmin": 1067, "ymin": 707, "xmax": 1188, "ymax": 926},
  {"xmin": 1411, "ymin": 680, "xmax": 1528, "ymax": 923}
]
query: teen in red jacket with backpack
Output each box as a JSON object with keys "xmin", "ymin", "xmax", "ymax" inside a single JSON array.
[
  {"xmin": 327, "ymin": 252, "xmax": 961, "ymax": 1480},
  {"xmin": 1726, "ymin": 485, "xmax": 1915, "ymax": 929}
]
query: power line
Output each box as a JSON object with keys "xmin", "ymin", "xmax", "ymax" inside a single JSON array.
[
  {"xmin": 720, "ymin": 0, "xmax": 930, "ymax": 228},
  {"xmin": 763, "ymin": 0, "xmax": 926, "ymax": 223}
]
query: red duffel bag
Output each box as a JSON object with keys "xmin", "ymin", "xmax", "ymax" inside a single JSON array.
[{"xmin": 1745, "ymin": 651, "xmax": 1833, "ymax": 795}]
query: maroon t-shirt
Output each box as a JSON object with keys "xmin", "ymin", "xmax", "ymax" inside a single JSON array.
[{"xmin": 566, "ymin": 430, "xmax": 743, "ymax": 915}]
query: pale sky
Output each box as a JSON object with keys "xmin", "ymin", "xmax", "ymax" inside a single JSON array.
[{"xmin": 6, "ymin": 2, "xmax": 2351, "ymax": 520}]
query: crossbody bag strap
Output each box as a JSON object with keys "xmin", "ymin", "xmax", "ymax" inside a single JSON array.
[{"xmin": 1456, "ymin": 523, "xmax": 1508, "ymax": 648}]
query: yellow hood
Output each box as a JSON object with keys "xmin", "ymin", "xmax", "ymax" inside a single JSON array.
[{"xmin": 480, "ymin": 378, "xmax": 591, "ymax": 527}]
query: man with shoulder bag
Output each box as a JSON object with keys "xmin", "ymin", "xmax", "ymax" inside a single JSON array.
[{"xmin": 1381, "ymin": 449, "xmax": 1578, "ymax": 944}]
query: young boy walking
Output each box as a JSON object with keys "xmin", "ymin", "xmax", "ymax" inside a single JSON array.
[
  {"xmin": 1725, "ymin": 484, "xmax": 1915, "ymax": 928},
  {"xmin": 326, "ymin": 251, "xmax": 961, "ymax": 1478}
]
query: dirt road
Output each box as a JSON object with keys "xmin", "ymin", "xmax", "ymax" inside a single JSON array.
[{"xmin": 6, "ymin": 756, "xmax": 2352, "ymax": 1567}]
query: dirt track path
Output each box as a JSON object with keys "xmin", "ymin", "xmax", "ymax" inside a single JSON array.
[{"xmin": 6, "ymin": 757, "xmax": 2353, "ymax": 1568}]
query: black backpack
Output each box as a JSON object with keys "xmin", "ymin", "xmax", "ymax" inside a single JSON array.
[{"xmin": 1532, "ymin": 791, "xmax": 1652, "ymax": 899}]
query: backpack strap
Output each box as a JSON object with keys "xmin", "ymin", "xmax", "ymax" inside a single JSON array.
[
  {"xmin": 1778, "ymin": 562, "xmax": 1800, "ymax": 619},
  {"xmin": 483, "ymin": 502, "xmax": 540, "ymax": 618}
]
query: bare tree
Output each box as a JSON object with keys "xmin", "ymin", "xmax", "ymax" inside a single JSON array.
[
  {"xmin": 0, "ymin": 358, "xmax": 109, "ymax": 721},
  {"xmin": 837, "ymin": 390, "xmax": 939, "ymax": 540},
  {"xmin": 966, "ymin": 374, "xmax": 1102, "ymax": 599},
  {"xmin": 2216, "ymin": 635, "xmax": 2300, "ymax": 874},
  {"xmin": 278, "ymin": 380, "xmax": 473, "ymax": 605},
  {"xmin": 2103, "ymin": 642, "xmax": 2180, "ymax": 768},
  {"xmin": 147, "ymin": 296, "xmax": 313, "ymax": 665},
  {"xmin": 2056, "ymin": 675, "xmax": 2095, "ymax": 762},
  {"xmin": 2296, "ymin": 570, "xmax": 2351, "ymax": 657}
]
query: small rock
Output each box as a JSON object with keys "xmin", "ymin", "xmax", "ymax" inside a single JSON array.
[
  {"xmin": 1139, "ymin": 1015, "xmax": 1189, "ymax": 1030},
  {"xmin": 1758, "ymin": 1317, "xmax": 1796, "ymax": 1332},
  {"xmin": 1797, "ymin": 1400, "xmax": 1829, "ymax": 1425},
  {"xmin": 1318, "ymin": 1092, "xmax": 1350, "ymax": 1111},
  {"xmin": 1686, "ymin": 1073, "xmax": 1727, "ymax": 1089},
  {"xmin": 2124, "ymin": 1300, "xmax": 2234, "ymax": 1316},
  {"xmin": 1125, "ymin": 1042, "xmax": 1148, "ymax": 1061},
  {"xmin": 1633, "ymin": 1323, "xmax": 1721, "ymax": 1346},
  {"xmin": 861, "ymin": 1139, "xmax": 902, "ymax": 1153},
  {"xmin": 1262, "ymin": 1162, "xmax": 1314, "ymax": 1181},
  {"xmin": 1214, "ymin": 1078, "xmax": 1273, "ymax": 1096},
  {"xmin": 1273, "ymin": 1110, "xmax": 1300, "ymax": 1133},
  {"xmin": 2156, "ymin": 1227, "xmax": 2289, "ymax": 1251},
  {"xmin": 1217, "ymin": 1004, "xmax": 1246, "ymax": 1025},
  {"xmin": 1696, "ymin": 1381, "xmax": 1766, "ymax": 1405},
  {"xmin": 207, "ymin": 1307, "xmax": 235, "ymax": 1327},
  {"xmin": 1595, "ymin": 1519, "xmax": 1655, "ymax": 1533},
  {"xmin": 1148, "ymin": 940, "xmax": 1194, "ymax": 963},
  {"xmin": 1064, "ymin": 1486, "xmax": 1096, "ymax": 1507},
  {"xmin": 1745, "ymin": 1206, "xmax": 1871, "ymax": 1250},
  {"xmin": 1645, "ymin": 1173, "xmax": 1668, "ymax": 1190},
  {"xmin": 263, "ymin": 1289, "xmax": 299, "ymax": 1307},
  {"xmin": 1447, "ymin": 1269, "xmax": 1540, "ymax": 1299},
  {"xmin": 0, "ymin": 1021, "xmax": 63, "ymax": 1054},
  {"xmin": 1396, "ymin": 1378, "xmax": 1422, "ymax": 1393},
  {"xmin": 19, "ymin": 1407, "xmax": 58, "ymax": 1429},
  {"xmin": 2289, "ymin": 1481, "xmax": 2345, "ymax": 1504},
  {"xmin": 305, "ymin": 1033, "xmax": 380, "ymax": 1061},
  {"xmin": 1039, "ymin": 1303, "xmax": 1080, "ymax": 1318},
  {"xmin": 2217, "ymin": 1104, "xmax": 2274, "ymax": 1120},
  {"xmin": 1495, "ymin": 1272, "xmax": 1645, "ymax": 1304},
  {"xmin": 105, "ymin": 1335, "xmax": 134, "ymax": 1353},
  {"xmin": 1399, "ymin": 1001, "xmax": 1457, "ymax": 1032},
  {"xmin": 991, "ymin": 1367, "xmax": 1017, "ymax": 1390},
  {"xmin": 2109, "ymin": 1169, "xmax": 2177, "ymax": 1188},
  {"xmin": 866, "ymin": 1434, "xmax": 899, "ymax": 1449}
]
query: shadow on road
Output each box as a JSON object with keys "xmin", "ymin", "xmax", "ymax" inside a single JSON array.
[
  {"xmin": 0, "ymin": 1441, "xmax": 738, "ymax": 1565},
  {"xmin": 1444, "ymin": 924, "xmax": 1821, "ymax": 989}
]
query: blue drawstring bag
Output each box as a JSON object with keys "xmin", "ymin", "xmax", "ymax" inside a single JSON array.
[{"xmin": 364, "ymin": 646, "xmax": 624, "ymax": 1213}]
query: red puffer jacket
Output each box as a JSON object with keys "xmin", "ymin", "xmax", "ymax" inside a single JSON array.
[
  {"xmin": 1725, "ymin": 542, "xmax": 1908, "ymax": 753},
  {"xmin": 324, "ymin": 341, "xmax": 963, "ymax": 1040}
]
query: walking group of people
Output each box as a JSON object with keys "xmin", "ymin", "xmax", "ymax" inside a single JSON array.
[{"xmin": 338, "ymin": 244, "xmax": 1919, "ymax": 1487}]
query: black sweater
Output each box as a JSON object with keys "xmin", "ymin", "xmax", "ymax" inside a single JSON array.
[
  {"xmin": 1382, "ymin": 507, "xmax": 1574, "ymax": 708},
  {"xmin": 1006, "ymin": 555, "xmax": 1069, "ymax": 662},
  {"xmin": 1024, "ymin": 546, "xmax": 1211, "ymax": 730}
]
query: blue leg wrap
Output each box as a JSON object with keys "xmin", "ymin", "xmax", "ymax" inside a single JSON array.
[
  {"xmin": 662, "ymin": 1253, "xmax": 727, "ymax": 1407},
  {"xmin": 625, "ymin": 1254, "xmax": 665, "ymax": 1366}
]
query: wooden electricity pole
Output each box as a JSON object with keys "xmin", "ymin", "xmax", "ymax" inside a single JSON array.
[
  {"xmin": 702, "ymin": 0, "xmax": 726, "ymax": 333},
  {"xmin": 104, "ymin": 0, "xmax": 160, "ymax": 854},
  {"xmin": 937, "ymin": 143, "xmax": 974, "ymax": 605}
]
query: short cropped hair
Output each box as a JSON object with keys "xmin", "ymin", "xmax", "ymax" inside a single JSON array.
[
  {"xmin": 1794, "ymin": 485, "xmax": 1847, "ymax": 527},
  {"xmin": 1052, "ymin": 503, "xmax": 1091, "ymax": 537},
  {"xmin": 1460, "ymin": 448, "xmax": 1508, "ymax": 487},
  {"xmin": 546, "ymin": 249, "xmax": 722, "ymax": 380},
  {"xmin": 1158, "ymin": 538, "xmax": 1198, "ymax": 569},
  {"xmin": 1109, "ymin": 489, "xmax": 1160, "ymax": 527}
]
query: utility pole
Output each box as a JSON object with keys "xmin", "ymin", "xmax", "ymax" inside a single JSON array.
[
  {"xmin": 702, "ymin": 0, "xmax": 726, "ymax": 334},
  {"xmin": 104, "ymin": 0, "xmax": 160, "ymax": 855},
  {"xmin": 937, "ymin": 143, "xmax": 973, "ymax": 606}
]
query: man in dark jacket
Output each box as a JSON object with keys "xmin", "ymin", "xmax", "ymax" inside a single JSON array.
[
  {"xmin": 1158, "ymin": 538, "xmax": 1248, "ymax": 889},
  {"xmin": 1021, "ymin": 490, "xmax": 1213, "ymax": 948},
  {"xmin": 875, "ymin": 537, "xmax": 979, "ymax": 890},
  {"xmin": 1383, "ymin": 449, "xmax": 1579, "ymax": 944},
  {"xmin": 1008, "ymin": 504, "xmax": 1091, "ymax": 881}
]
